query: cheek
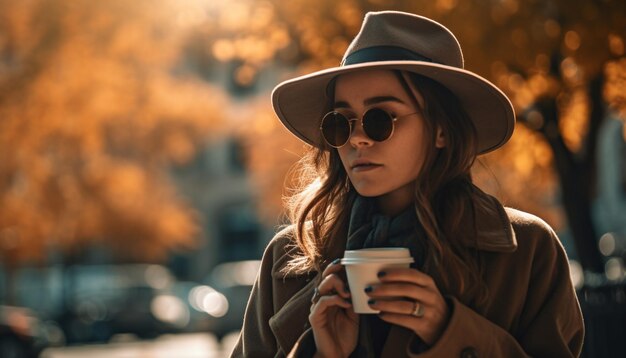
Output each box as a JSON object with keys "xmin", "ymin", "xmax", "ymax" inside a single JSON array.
[
  {"xmin": 406, "ymin": 156, "xmax": 425, "ymax": 179},
  {"xmin": 338, "ymin": 148, "xmax": 351, "ymax": 171},
  {"xmin": 388, "ymin": 139, "xmax": 428, "ymax": 180}
]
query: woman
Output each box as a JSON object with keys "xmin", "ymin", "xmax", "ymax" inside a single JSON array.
[{"xmin": 232, "ymin": 11, "xmax": 584, "ymax": 357}]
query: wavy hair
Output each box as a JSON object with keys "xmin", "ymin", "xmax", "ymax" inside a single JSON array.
[{"xmin": 283, "ymin": 70, "xmax": 488, "ymax": 306}]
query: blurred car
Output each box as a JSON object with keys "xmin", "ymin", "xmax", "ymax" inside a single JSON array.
[
  {"xmin": 0, "ymin": 305, "xmax": 64, "ymax": 358},
  {"xmin": 187, "ymin": 260, "xmax": 261, "ymax": 341},
  {"xmin": 58, "ymin": 264, "xmax": 193, "ymax": 343}
]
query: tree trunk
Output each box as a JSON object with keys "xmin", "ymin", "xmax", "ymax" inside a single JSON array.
[{"xmin": 533, "ymin": 91, "xmax": 604, "ymax": 273}]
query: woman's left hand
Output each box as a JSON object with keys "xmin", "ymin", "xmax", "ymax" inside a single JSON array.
[{"xmin": 365, "ymin": 268, "xmax": 450, "ymax": 346}]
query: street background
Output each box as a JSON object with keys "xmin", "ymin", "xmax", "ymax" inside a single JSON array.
[
  {"xmin": 40, "ymin": 332, "xmax": 240, "ymax": 358},
  {"xmin": 0, "ymin": 0, "xmax": 624, "ymax": 357}
]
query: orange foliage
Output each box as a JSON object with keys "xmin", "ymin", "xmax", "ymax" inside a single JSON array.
[
  {"xmin": 473, "ymin": 126, "xmax": 563, "ymax": 228},
  {"xmin": 206, "ymin": 0, "xmax": 625, "ymax": 232},
  {"xmin": 605, "ymin": 58, "xmax": 626, "ymax": 118},
  {"xmin": 0, "ymin": 0, "xmax": 229, "ymax": 266},
  {"xmin": 232, "ymin": 96, "xmax": 305, "ymax": 223}
]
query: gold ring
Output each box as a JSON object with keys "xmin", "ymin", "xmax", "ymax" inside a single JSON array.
[{"xmin": 411, "ymin": 301, "xmax": 425, "ymax": 317}]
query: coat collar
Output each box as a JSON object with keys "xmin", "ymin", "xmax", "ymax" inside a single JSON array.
[{"xmin": 460, "ymin": 185, "xmax": 517, "ymax": 253}]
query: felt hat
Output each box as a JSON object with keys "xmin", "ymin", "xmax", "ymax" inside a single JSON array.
[{"xmin": 271, "ymin": 11, "xmax": 515, "ymax": 154}]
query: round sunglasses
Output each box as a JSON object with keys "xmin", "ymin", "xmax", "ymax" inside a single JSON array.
[{"xmin": 319, "ymin": 107, "xmax": 419, "ymax": 148}]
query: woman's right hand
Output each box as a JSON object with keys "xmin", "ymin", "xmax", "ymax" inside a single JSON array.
[{"xmin": 310, "ymin": 259, "xmax": 359, "ymax": 358}]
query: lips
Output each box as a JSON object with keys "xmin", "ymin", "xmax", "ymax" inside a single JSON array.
[{"xmin": 350, "ymin": 158, "xmax": 383, "ymax": 171}]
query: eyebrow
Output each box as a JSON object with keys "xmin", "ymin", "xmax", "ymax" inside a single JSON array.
[{"xmin": 333, "ymin": 96, "xmax": 406, "ymax": 109}]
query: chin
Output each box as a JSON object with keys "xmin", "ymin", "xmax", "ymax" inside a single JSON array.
[{"xmin": 353, "ymin": 186, "xmax": 388, "ymax": 198}]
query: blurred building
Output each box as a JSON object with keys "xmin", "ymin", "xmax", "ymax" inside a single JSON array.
[
  {"xmin": 169, "ymin": 55, "xmax": 290, "ymax": 281},
  {"xmin": 593, "ymin": 112, "xmax": 626, "ymax": 238},
  {"xmin": 171, "ymin": 136, "xmax": 271, "ymax": 282}
]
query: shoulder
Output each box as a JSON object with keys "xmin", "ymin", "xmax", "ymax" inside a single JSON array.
[
  {"xmin": 504, "ymin": 207, "xmax": 566, "ymax": 260},
  {"xmin": 505, "ymin": 207, "xmax": 555, "ymax": 236},
  {"xmin": 261, "ymin": 224, "xmax": 312, "ymax": 279},
  {"xmin": 261, "ymin": 224, "xmax": 297, "ymax": 265},
  {"xmin": 266, "ymin": 224, "xmax": 297, "ymax": 253}
]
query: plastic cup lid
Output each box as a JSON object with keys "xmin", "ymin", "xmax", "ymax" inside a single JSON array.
[
  {"xmin": 344, "ymin": 247, "xmax": 411, "ymax": 260},
  {"xmin": 340, "ymin": 257, "xmax": 414, "ymax": 265}
]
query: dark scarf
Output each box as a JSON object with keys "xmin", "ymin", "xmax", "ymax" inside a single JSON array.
[{"xmin": 346, "ymin": 195, "xmax": 427, "ymax": 357}]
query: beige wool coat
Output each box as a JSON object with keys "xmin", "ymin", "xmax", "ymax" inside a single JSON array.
[{"xmin": 231, "ymin": 190, "xmax": 584, "ymax": 357}]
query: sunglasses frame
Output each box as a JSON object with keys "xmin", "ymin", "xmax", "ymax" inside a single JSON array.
[{"xmin": 319, "ymin": 107, "xmax": 418, "ymax": 148}]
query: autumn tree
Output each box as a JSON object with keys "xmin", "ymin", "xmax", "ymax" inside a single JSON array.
[
  {"xmin": 0, "ymin": 0, "xmax": 228, "ymax": 279},
  {"xmin": 189, "ymin": 0, "xmax": 625, "ymax": 273},
  {"xmin": 446, "ymin": 0, "xmax": 626, "ymax": 273}
]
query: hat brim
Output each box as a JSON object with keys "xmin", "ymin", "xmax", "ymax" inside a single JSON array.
[{"xmin": 271, "ymin": 61, "xmax": 515, "ymax": 154}]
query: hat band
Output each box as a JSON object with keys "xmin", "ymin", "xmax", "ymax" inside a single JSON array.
[{"xmin": 342, "ymin": 46, "xmax": 433, "ymax": 66}]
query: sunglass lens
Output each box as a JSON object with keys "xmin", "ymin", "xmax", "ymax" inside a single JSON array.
[
  {"xmin": 363, "ymin": 108, "xmax": 393, "ymax": 141},
  {"xmin": 321, "ymin": 112, "xmax": 350, "ymax": 147}
]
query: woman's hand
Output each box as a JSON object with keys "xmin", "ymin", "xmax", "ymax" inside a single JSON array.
[
  {"xmin": 365, "ymin": 268, "xmax": 450, "ymax": 346},
  {"xmin": 310, "ymin": 260, "xmax": 359, "ymax": 358}
]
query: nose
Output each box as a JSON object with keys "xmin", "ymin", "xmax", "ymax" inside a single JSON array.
[{"xmin": 348, "ymin": 119, "xmax": 373, "ymax": 147}]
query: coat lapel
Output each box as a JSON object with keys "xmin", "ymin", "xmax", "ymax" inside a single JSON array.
[
  {"xmin": 460, "ymin": 186, "xmax": 517, "ymax": 253},
  {"xmin": 381, "ymin": 325, "xmax": 414, "ymax": 356},
  {"xmin": 268, "ymin": 272, "xmax": 318, "ymax": 354}
]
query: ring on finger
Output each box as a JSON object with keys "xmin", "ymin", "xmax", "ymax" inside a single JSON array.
[
  {"xmin": 311, "ymin": 287, "xmax": 321, "ymax": 304},
  {"xmin": 411, "ymin": 301, "xmax": 425, "ymax": 318}
]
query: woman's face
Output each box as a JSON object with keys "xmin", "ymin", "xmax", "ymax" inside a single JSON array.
[{"xmin": 333, "ymin": 70, "xmax": 441, "ymax": 215}]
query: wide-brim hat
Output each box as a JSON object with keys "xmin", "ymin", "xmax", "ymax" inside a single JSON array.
[{"xmin": 271, "ymin": 11, "xmax": 515, "ymax": 154}]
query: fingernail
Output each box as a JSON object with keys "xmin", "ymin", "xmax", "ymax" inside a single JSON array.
[
  {"xmin": 364, "ymin": 286, "xmax": 372, "ymax": 293},
  {"xmin": 331, "ymin": 258, "xmax": 341, "ymax": 265},
  {"xmin": 377, "ymin": 271, "xmax": 386, "ymax": 278},
  {"xmin": 368, "ymin": 299, "xmax": 376, "ymax": 305},
  {"xmin": 344, "ymin": 286, "xmax": 350, "ymax": 293},
  {"xmin": 344, "ymin": 298, "xmax": 352, "ymax": 304}
]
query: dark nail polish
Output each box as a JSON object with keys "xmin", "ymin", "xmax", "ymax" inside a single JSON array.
[
  {"xmin": 368, "ymin": 299, "xmax": 376, "ymax": 305},
  {"xmin": 377, "ymin": 271, "xmax": 386, "ymax": 278},
  {"xmin": 344, "ymin": 286, "xmax": 350, "ymax": 293},
  {"xmin": 344, "ymin": 298, "xmax": 352, "ymax": 304},
  {"xmin": 364, "ymin": 286, "xmax": 372, "ymax": 293},
  {"xmin": 331, "ymin": 258, "xmax": 341, "ymax": 265}
]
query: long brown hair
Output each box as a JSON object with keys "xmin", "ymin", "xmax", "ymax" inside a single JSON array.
[{"xmin": 283, "ymin": 70, "xmax": 488, "ymax": 305}]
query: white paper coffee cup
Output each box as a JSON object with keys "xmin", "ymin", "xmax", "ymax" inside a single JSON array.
[{"xmin": 341, "ymin": 248, "xmax": 414, "ymax": 314}]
